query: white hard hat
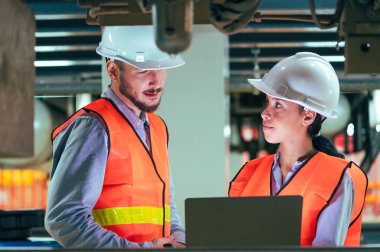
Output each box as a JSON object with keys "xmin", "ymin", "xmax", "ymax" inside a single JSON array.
[
  {"xmin": 248, "ymin": 52, "xmax": 340, "ymax": 118},
  {"xmin": 96, "ymin": 26, "xmax": 185, "ymax": 70}
]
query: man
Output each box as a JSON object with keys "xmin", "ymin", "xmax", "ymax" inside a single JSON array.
[{"xmin": 45, "ymin": 26, "xmax": 186, "ymax": 248}]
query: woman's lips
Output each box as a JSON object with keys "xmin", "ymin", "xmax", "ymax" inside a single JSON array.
[{"xmin": 262, "ymin": 124, "xmax": 273, "ymax": 131}]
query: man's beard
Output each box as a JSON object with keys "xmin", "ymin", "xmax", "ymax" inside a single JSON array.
[{"xmin": 119, "ymin": 76, "xmax": 162, "ymax": 112}]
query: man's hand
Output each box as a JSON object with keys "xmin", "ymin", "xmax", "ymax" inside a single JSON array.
[{"xmin": 151, "ymin": 236, "xmax": 174, "ymax": 248}]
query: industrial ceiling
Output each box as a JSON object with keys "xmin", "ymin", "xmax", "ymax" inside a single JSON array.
[
  {"xmin": 26, "ymin": 0, "xmax": 380, "ymax": 96},
  {"xmin": 19, "ymin": 0, "xmax": 380, "ymax": 171}
]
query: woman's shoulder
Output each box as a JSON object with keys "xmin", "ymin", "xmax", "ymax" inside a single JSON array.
[{"xmin": 318, "ymin": 151, "xmax": 350, "ymax": 166}]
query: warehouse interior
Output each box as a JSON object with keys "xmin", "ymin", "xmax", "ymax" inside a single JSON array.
[{"xmin": 1, "ymin": 0, "xmax": 380, "ymax": 249}]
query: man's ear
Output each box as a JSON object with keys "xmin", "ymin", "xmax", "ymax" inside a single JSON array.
[
  {"xmin": 303, "ymin": 109, "xmax": 317, "ymax": 126},
  {"xmin": 106, "ymin": 60, "xmax": 119, "ymax": 81}
]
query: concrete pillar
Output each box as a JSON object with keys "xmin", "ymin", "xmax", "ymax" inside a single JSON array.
[
  {"xmin": 0, "ymin": 0, "xmax": 35, "ymax": 157},
  {"xmin": 158, "ymin": 25, "xmax": 229, "ymax": 220}
]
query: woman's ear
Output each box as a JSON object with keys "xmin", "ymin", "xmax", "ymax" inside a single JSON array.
[{"xmin": 302, "ymin": 109, "xmax": 317, "ymax": 126}]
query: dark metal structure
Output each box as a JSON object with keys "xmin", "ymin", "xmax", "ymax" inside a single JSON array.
[{"xmin": 25, "ymin": 0, "xmax": 380, "ymax": 171}]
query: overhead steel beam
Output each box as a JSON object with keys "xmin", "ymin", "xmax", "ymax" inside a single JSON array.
[
  {"xmin": 239, "ymin": 27, "xmax": 336, "ymax": 33},
  {"xmin": 35, "ymin": 81, "xmax": 102, "ymax": 95},
  {"xmin": 229, "ymin": 56, "xmax": 345, "ymax": 63},
  {"xmin": 35, "ymin": 13, "xmax": 86, "ymax": 20},
  {"xmin": 35, "ymin": 30, "xmax": 100, "ymax": 38},
  {"xmin": 259, "ymin": 9, "xmax": 335, "ymax": 15},
  {"xmin": 34, "ymin": 60, "xmax": 101, "ymax": 67},
  {"xmin": 258, "ymin": 0, "xmax": 337, "ymax": 11},
  {"xmin": 230, "ymin": 41, "xmax": 344, "ymax": 48},
  {"xmin": 35, "ymin": 45, "xmax": 97, "ymax": 52}
]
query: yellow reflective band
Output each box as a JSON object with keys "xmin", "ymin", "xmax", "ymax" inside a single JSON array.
[{"xmin": 92, "ymin": 205, "xmax": 170, "ymax": 226}]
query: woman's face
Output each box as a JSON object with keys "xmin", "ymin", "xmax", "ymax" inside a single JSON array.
[{"xmin": 261, "ymin": 95, "xmax": 308, "ymax": 144}]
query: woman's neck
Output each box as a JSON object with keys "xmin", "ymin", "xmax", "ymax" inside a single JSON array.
[{"xmin": 278, "ymin": 138, "xmax": 315, "ymax": 177}]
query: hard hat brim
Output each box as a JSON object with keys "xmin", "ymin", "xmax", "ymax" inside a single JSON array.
[
  {"xmin": 247, "ymin": 78, "xmax": 338, "ymax": 119},
  {"xmin": 247, "ymin": 78, "xmax": 285, "ymax": 101},
  {"xmin": 122, "ymin": 56, "xmax": 186, "ymax": 70},
  {"xmin": 96, "ymin": 47, "xmax": 185, "ymax": 70}
]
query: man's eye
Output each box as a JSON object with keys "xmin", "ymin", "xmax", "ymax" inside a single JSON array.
[
  {"xmin": 139, "ymin": 70, "xmax": 148, "ymax": 74},
  {"xmin": 275, "ymin": 103, "xmax": 282, "ymax": 108}
]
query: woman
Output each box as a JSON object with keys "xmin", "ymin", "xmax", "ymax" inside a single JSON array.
[{"xmin": 229, "ymin": 52, "xmax": 367, "ymax": 246}]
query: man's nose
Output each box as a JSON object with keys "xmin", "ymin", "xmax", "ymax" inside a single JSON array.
[{"xmin": 149, "ymin": 70, "xmax": 162, "ymax": 85}]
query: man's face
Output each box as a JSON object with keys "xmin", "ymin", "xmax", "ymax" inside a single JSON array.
[{"xmin": 118, "ymin": 64, "xmax": 167, "ymax": 113}]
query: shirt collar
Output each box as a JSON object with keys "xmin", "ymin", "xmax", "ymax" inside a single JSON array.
[
  {"xmin": 272, "ymin": 152, "xmax": 306, "ymax": 172},
  {"xmin": 101, "ymin": 86, "xmax": 149, "ymax": 128},
  {"xmin": 139, "ymin": 111, "xmax": 149, "ymax": 127}
]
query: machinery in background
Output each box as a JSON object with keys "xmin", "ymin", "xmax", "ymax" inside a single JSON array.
[
  {"xmin": 77, "ymin": 0, "xmax": 380, "ymax": 74},
  {"xmin": 0, "ymin": 210, "xmax": 44, "ymax": 240},
  {"xmin": 77, "ymin": 0, "xmax": 261, "ymax": 55},
  {"xmin": 231, "ymin": 90, "xmax": 380, "ymax": 171},
  {"xmin": 0, "ymin": 169, "xmax": 48, "ymax": 210},
  {"xmin": 321, "ymin": 94, "xmax": 352, "ymax": 136},
  {"xmin": 341, "ymin": 0, "xmax": 380, "ymax": 74},
  {"xmin": 0, "ymin": 99, "xmax": 53, "ymax": 170}
]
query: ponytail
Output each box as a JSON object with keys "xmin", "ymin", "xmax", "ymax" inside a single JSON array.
[
  {"xmin": 308, "ymin": 114, "xmax": 345, "ymax": 159},
  {"xmin": 312, "ymin": 135, "xmax": 344, "ymax": 158}
]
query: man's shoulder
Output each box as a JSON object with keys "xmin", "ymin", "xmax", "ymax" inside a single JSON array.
[
  {"xmin": 55, "ymin": 110, "xmax": 108, "ymax": 139},
  {"xmin": 78, "ymin": 110, "xmax": 108, "ymax": 130}
]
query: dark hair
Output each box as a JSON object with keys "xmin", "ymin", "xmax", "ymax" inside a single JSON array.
[
  {"xmin": 308, "ymin": 113, "xmax": 344, "ymax": 158},
  {"xmin": 105, "ymin": 58, "xmax": 125, "ymax": 72}
]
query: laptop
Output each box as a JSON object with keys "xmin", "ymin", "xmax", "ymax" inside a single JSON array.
[{"xmin": 185, "ymin": 196, "xmax": 302, "ymax": 248}]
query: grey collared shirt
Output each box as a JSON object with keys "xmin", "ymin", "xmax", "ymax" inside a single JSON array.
[
  {"xmin": 45, "ymin": 86, "xmax": 185, "ymax": 248},
  {"xmin": 271, "ymin": 152, "xmax": 354, "ymax": 246}
]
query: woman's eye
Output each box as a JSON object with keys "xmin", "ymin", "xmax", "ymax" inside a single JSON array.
[
  {"xmin": 139, "ymin": 70, "xmax": 148, "ymax": 74},
  {"xmin": 275, "ymin": 103, "xmax": 282, "ymax": 109}
]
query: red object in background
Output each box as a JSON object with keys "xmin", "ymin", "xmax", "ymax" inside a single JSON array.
[
  {"xmin": 333, "ymin": 133, "xmax": 354, "ymax": 154},
  {"xmin": 241, "ymin": 125, "xmax": 259, "ymax": 142}
]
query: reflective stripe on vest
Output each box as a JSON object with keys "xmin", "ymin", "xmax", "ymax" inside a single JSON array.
[
  {"xmin": 229, "ymin": 152, "xmax": 367, "ymax": 246},
  {"xmin": 93, "ymin": 205, "xmax": 171, "ymax": 226},
  {"xmin": 52, "ymin": 98, "xmax": 170, "ymax": 243}
]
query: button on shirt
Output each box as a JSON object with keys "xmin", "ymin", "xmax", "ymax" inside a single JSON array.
[
  {"xmin": 271, "ymin": 153, "xmax": 354, "ymax": 246},
  {"xmin": 45, "ymin": 86, "xmax": 185, "ymax": 248}
]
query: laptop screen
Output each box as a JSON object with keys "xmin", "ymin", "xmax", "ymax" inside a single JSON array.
[{"xmin": 185, "ymin": 196, "xmax": 302, "ymax": 248}]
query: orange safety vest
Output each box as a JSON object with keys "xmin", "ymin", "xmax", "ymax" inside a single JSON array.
[
  {"xmin": 52, "ymin": 98, "xmax": 171, "ymax": 243},
  {"xmin": 229, "ymin": 152, "xmax": 367, "ymax": 246}
]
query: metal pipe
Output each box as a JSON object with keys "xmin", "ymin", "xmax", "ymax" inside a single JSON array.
[{"xmin": 35, "ymin": 82, "xmax": 102, "ymax": 95}]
